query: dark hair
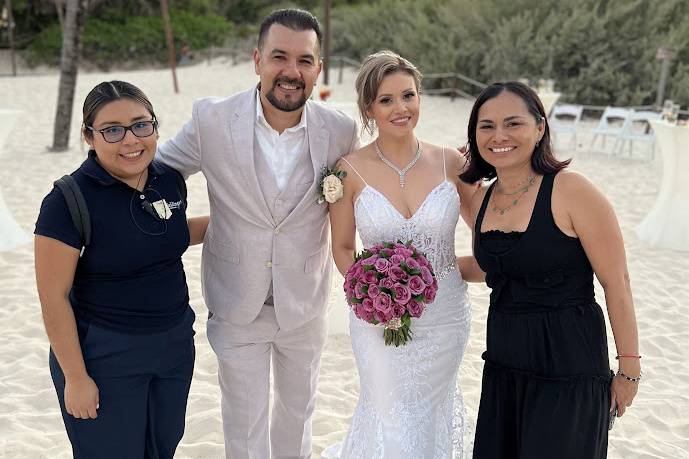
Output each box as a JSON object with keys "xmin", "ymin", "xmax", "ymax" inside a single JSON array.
[
  {"xmin": 82, "ymin": 81, "xmax": 156, "ymax": 140},
  {"xmin": 257, "ymin": 8, "xmax": 322, "ymax": 52},
  {"xmin": 459, "ymin": 81, "xmax": 570, "ymax": 183}
]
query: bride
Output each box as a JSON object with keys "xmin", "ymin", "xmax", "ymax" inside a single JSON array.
[{"xmin": 325, "ymin": 51, "xmax": 476, "ymax": 458}]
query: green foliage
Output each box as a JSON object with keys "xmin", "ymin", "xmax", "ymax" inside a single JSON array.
[
  {"xmin": 330, "ymin": 0, "xmax": 689, "ymax": 106},
  {"xmin": 25, "ymin": 11, "xmax": 232, "ymax": 69}
]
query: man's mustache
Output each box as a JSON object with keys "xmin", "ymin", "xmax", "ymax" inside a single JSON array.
[{"xmin": 273, "ymin": 77, "xmax": 305, "ymax": 89}]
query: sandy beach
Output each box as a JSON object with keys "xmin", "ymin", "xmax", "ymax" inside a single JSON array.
[{"xmin": 1, "ymin": 61, "xmax": 688, "ymax": 458}]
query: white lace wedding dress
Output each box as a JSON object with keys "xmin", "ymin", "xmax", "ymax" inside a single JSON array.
[{"xmin": 323, "ymin": 156, "xmax": 472, "ymax": 459}]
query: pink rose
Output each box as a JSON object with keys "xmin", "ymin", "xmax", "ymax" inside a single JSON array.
[
  {"xmin": 388, "ymin": 266, "xmax": 407, "ymax": 282},
  {"xmin": 361, "ymin": 255, "xmax": 378, "ymax": 266},
  {"xmin": 367, "ymin": 284, "xmax": 380, "ymax": 299},
  {"xmin": 394, "ymin": 246, "xmax": 413, "ymax": 258},
  {"xmin": 418, "ymin": 255, "xmax": 431, "ymax": 268},
  {"xmin": 368, "ymin": 245, "xmax": 380, "ymax": 254},
  {"xmin": 354, "ymin": 282, "xmax": 366, "ymax": 299},
  {"xmin": 407, "ymin": 300, "xmax": 424, "ymax": 318},
  {"xmin": 420, "ymin": 266, "xmax": 434, "ymax": 285},
  {"xmin": 379, "ymin": 277, "xmax": 395, "ymax": 290},
  {"xmin": 373, "ymin": 293, "xmax": 393, "ymax": 314},
  {"xmin": 353, "ymin": 304, "xmax": 366, "ymax": 320},
  {"xmin": 392, "ymin": 283, "xmax": 412, "ymax": 305},
  {"xmin": 389, "ymin": 254, "xmax": 404, "ymax": 266},
  {"xmin": 364, "ymin": 270, "xmax": 379, "ymax": 284},
  {"xmin": 405, "ymin": 257, "xmax": 421, "ymax": 271},
  {"xmin": 408, "ymin": 275, "xmax": 426, "ymax": 295},
  {"xmin": 361, "ymin": 309, "xmax": 374, "ymax": 323},
  {"xmin": 354, "ymin": 264, "xmax": 364, "ymax": 279},
  {"xmin": 374, "ymin": 258, "xmax": 391, "ymax": 273},
  {"xmin": 393, "ymin": 304, "xmax": 406, "ymax": 317},
  {"xmin": 374, "ymin": 311, "xmax": 386, "ymax": 324},
  {"xmin": 344, "ymin": 284, "xmax": 354, "ymax": 300},
  {"xmin": 423, "ymin": 285, "xmax": 437, "ymax": 303},
  {"xmin": 380, "ymin": 248, "xmax": 393, "ymax": 258},
  {"xmin": 362, "ymin": 297, "xmax": 375, "ymax": 312}
]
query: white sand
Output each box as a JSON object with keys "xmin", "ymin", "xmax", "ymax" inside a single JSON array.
[{"xmin": 1, "ymin": 61, "xmax": 688, "ymax": 458}]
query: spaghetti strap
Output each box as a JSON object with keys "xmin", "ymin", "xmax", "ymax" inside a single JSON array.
[
  {"xmin": 341, "ymin": 157, "xmax": 368, "ymax": 186},
  {"xmin": 442, "ymin": 147, "xmax": 447, "ymax": 180}
]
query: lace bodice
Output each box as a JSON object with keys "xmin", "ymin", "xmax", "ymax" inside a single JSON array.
[{"xmin": 354, "ymin": 180, "xmax": 461, "ymax": 279}]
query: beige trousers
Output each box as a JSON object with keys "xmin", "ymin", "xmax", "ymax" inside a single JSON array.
[{"xmin": 207, "ymin": 305, "xmax": 328, "ymax": 459}]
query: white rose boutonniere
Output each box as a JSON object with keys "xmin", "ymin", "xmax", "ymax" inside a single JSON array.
[{"xmin": 318, "ymin": 166, "xmax": 347, "ymax": 204}]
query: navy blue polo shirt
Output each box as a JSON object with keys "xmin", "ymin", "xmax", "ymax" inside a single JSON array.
[{"xmin": 35, "ymin": 151, "xmax": 192, "ymax": 334}]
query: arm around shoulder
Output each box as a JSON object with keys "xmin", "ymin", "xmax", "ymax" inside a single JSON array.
[
  {"xmin": 156, "ymin": 101, "xmax": 204, "ymax": 178},
  {"xmin": 328, "ymin": 155, "xmax": 361, "ymax": 276}
]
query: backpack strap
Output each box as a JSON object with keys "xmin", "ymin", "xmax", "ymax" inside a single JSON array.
[{"xmin": 54, "ymin": 175, "xmax": 91, "ymax": 247}]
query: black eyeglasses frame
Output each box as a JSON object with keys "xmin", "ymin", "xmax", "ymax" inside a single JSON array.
[{"xmin": 86, "ymin": 119, "xmax": 158, "ymax": 144}]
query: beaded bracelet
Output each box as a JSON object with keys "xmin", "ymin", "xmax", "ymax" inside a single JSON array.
[
  {"xmin": 615, "ymin": 354, "xmax": 642, "ymax": 359},
  {"xmin": 616, "ymin": 370, "xmax": 642, "ymax": 383}
]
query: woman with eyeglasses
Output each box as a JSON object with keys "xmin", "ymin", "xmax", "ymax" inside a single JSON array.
[{"xmin": 34, "ymin": 81, "xmax": 208, "ymax": 458}]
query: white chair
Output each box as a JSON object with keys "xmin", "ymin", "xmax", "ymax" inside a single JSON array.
[
  {"xmin": 613, "ymin": 110, "xmax": 661, "ymax": 159},
  {"xmin": 590, "ymin": 106, "xmax": 632, "ymax": 153},
  {"xmin": 549, "ymin": 104, "xmax": 583, "ymax": 151}
]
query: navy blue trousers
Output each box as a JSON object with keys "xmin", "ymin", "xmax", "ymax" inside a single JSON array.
[{"xmin": 50, "ymin": 308, "xmax": 195, "ymax": 459}]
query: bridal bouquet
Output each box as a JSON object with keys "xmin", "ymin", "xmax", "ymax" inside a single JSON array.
[{"xmin": 343, "ymin": 241, "xmax": 438, "ymax": 346}]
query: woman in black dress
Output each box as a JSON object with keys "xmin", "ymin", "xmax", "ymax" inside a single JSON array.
[{"xmin": 459, "ymin": 82, "xmax": 641, "ymax": 458}]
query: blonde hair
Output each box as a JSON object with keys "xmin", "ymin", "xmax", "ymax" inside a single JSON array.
[{"xmin": 355, "ymin": 50, "xmax": 422, "ymax": 135}]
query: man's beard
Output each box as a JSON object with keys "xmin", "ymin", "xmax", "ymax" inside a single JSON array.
[{"xmin": 265, "ymin": 77, "xmax": 307, "ymax": 112}]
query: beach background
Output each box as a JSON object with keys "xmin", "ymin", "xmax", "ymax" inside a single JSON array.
[{"xmin": 1, "ymin": 60, "xmax": 688, "ymax": 458}]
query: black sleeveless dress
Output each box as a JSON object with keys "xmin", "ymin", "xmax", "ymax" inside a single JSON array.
[{"xmin": 472, "ymin": 173, "xmax": 613, "ymax": 459}]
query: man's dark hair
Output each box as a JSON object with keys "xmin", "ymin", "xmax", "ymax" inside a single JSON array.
[{"xmin": 257, "ymin": 8, "xmax": 323, "ymax": 52}]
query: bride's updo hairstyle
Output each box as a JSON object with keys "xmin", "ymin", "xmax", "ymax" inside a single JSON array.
[{"xmin": 355, "ymin": 50, "xmax": 422, "ymax": 135}]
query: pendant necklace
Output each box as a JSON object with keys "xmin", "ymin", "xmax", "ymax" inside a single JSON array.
[
  {"xmin": 491, "ymin": 175, "xmax": 537, "ymax": 215},
  {"xmin": 374, "ymin": 139, "xmax": 421, "ymax": 188}
]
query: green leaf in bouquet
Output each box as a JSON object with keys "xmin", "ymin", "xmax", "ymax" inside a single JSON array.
[
  {"xmin": 402, "ymin": 314, "xmax": 411, "ymax": 327},
  {"xmin": 350, "ymin": 297, "xmax": 363, "ymax": 304},
  {"xmin": 383, "ymin": 322, "xmax": 413, "ymax": 346},
  {"xmin": 413, "ymin": 294, "xmax": 425, "ymax": 302}
]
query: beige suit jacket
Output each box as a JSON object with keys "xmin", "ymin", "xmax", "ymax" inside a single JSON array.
[{"xmin": 157, "ymin": 89, "xmax": 358, "ymax": 330}]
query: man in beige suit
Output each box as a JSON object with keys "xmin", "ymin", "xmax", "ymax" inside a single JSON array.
[{"xmin": 156, "ymin": 9, "xmax": 358, "ymax": 458}]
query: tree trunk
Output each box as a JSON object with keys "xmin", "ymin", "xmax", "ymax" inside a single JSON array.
[
  {"xmin": 54, "ymin": 0, "xmax": 65, "ymax": 31},
  {"xmin": 51, "ymin": 0, "xmax": 86, "ymax": 152},
  {"xmin": 161, "ymin": 0, "xmax": 178, "ymax": 93},
  {"xmin": 5, "ymin": 0, "xmax": 17, "ymax": 76}
]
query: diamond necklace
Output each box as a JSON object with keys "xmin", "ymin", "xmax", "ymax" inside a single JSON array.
[{"xmin": 373, "ymin": 139, "xmax": 422, "ymax": 188}]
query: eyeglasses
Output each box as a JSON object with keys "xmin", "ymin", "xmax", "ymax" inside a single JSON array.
[{"xmin": 86, "ymin": 119, "xmax": 157, "ymax": 143}]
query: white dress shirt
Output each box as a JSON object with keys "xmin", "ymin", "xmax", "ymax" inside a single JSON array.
[{"xmin": 254, "ymin": 91, "xmax": 308, "ymax": 192}]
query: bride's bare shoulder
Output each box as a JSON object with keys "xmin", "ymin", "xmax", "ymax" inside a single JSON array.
[
  {"xmin": 421, "ymin": 142, "xmax": 468, "ymax": 171},
  {"xmin": 339, "ymin": 143, "xmax": 376, "ymax": 168}
]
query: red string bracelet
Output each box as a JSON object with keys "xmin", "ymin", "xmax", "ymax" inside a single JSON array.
[{"xmin": 615, "ymin": 354, "xmax": 641, "ymax": 359}]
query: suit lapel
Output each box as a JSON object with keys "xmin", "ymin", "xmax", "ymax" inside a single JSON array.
[
  {"xmin": 283, "ymin": 102, "xmax": 329, "ymax": 223},
  {"xmin": 229, "ymin": 90, "xmax": 274, "ymax": 225}
]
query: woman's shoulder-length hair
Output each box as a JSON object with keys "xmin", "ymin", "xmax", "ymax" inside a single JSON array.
[{"xmin": 459, "ymin": 81, "xmax": 570, "ymax": 184}]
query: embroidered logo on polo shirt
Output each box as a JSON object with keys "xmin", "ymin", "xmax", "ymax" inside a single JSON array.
[{"xmin": 167, "ymin": 200, "xmax": 183, "ymax": 210}]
